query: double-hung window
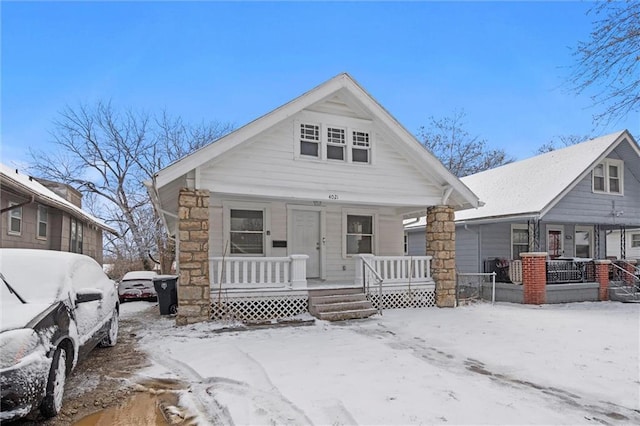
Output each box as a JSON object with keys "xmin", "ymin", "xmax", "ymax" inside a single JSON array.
[
  {"xmin": 300, "ymin": 124, "xmax": 320, "ymax": 158},
  {"xmin": 326, "ymin": 127, "xmax": 346, "ymax": 161},
  {"xmin": 37, "ymin": 205, "xmax": 48, "ymax": 239},
  {"xmin": 511, "ymin": 225, "xmax": 529, "ymax": 259},
  {"xmin": 632, "ymin": 234, "xmax": 640, "ymax": 248},
  {"xmin": 346, "ymin": 215, "xmax": 373, "ymax": 255},
  {"xmin": 593, "ymin": 159, "xmax": 623, "ymax": 194},
  {"xmin": 230, "ymin": 209, "xmax": 264, "ymax": 255},
  {"xmin": 8, "ymin": 202, "xmax": 22, "ymax": 235},
  {"xmin": 352, "ymin": 130, "xmax": 370, "ymax": 163},
  {"xmin": 574, "ymin": 226, "xmax": 593, "ymax": 258}
]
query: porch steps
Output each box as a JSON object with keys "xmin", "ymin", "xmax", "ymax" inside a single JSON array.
[{"xmin": 308, "ymin": 288, "xmax": 377, "ymax": 321}]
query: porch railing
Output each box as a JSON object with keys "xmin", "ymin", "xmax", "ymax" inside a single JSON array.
[
  {"xmin": 210, "ymin": 255, "xmax": 308, "ymax": 289},
  {"xmin": 546, "ymin": 259, "xmax": 595, "ymax": 284},
  {"xmin": 355, "ymin": 255, "xmax": 433, "ymax": 286}
]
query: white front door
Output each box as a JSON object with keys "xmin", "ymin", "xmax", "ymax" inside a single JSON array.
[{"xmin": 291, "ymin": 210, "xmax": 321, "ymax": 278}]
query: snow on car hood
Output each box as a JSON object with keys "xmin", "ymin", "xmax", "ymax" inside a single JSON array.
[{"xmin": 0, "ymin": 302, "xmax": 53, "ymax": 332}]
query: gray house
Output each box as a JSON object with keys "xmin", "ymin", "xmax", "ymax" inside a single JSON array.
[{"xmin": 407, "ymin": 130, "xmax": 640, "ymax": 275}]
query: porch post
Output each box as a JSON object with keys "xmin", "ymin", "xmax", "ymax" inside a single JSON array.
[
  {"xmin": 594, "ymin": 260, "xmax": 611, "ymax": 301},
  {"xmin": 426, "ymin": 205, "xmax": 456, "ymax": 308},
  {"xmin": 521, "ymin": 252, "xmax": 547, "ymax": 304},
  {"xmin": 176, "ymin": 188, "xmax": 211, "ymax": 325},
  {"xmin": 290, "ymin": 254, "xmax": 308, "ymax": 289}
]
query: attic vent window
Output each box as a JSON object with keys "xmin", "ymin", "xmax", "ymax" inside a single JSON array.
[
  {"xmin": 300, "ymin": 124, "xmax": 320, "ymax": 157},
  {"xmin": 592, "ymin": 159, "xmax": 623, "ymax": 195},
  {"xmin": 352, "ymin": 130, "xmax": 370, "ymax": 163}
]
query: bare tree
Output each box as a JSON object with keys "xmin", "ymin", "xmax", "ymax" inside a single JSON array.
[
  {"xmin": 534, "ymin": 134, "xmax": 592, "ymax": 154},
  {"xmin": 30, "ymin": 101, "xmax": 233, "ymax": 272},
  {"xmin": 569, "ymin": 0, "xmax": 640, "ymax": 125},
  {"xmin": 417, "ymin": 110, "xmax": 513, "ymax": 177}
]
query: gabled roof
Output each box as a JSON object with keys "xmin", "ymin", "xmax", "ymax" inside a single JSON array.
[
  {"xmin": 0, "ymin": 163, "xmax": 117, "ymax": 234},
  {"xmin": 455, "ymin": 130, "xmax": 639, "ymax": 223},
  {"xmin": 147, "ymin": 73, "xmax": 480, "ymax": 211}
]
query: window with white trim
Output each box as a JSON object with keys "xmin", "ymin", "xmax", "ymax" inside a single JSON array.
[
  {"xmin": 326, "ymin": 127, "xmax": 346, "ymax": 161},
  {"xmin": 575, "ymin": 226, "xmax": 593, "ymax": 258},
  {"xmin": 346, "ymin": 215, "xmax": 373, "ymax": 255},
  {"xmin": 511, "ymin": 225, "xmax": 529, "ymax": 259},
  {"xmin": 352, "ymin": 130, "xmax": 370, "ymax": 163},
  {"xmin": 300, "ymin": 123, "xmax": 320, "ymax": 157},
  {"xmin": 37, "ymin": 205, "xmax": 48, "ymax": 239},
  {"xmin": 8, "ymin": 203, "xmax": 22, "ymax": 235},
  {"xmin": 230, "ymin": 209, "xmax": 264, "ymax": 255},
  {"xmin": 593, "ymin": 159, "xmax": 623, "ymax": 194},
  {"xmin": 632, "ymin": 234, "xmax": 640, "ymax": 248}
]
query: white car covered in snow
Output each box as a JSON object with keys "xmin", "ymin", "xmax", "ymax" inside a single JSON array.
[{"xmin": 0, "ymin": 249, "xmax": 119, "ymax": 421}]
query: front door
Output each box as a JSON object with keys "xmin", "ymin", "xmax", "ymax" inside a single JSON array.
[
  {"xmin": 547, "ymin": 228, "xmax": 564, "ymax": 259},
  {"xmin": 291, "ymin": 210, "xmax": 321, "ymax": 278}
]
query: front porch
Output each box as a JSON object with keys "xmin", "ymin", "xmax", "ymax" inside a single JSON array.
[{"xmin": 209, "ymin": 254, "xmax": 436, "ymax": 321}]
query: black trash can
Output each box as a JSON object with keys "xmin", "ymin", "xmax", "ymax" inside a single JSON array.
[{"xmin": 153, "ymin": 275, "xmax": 179, "ymax": 315}]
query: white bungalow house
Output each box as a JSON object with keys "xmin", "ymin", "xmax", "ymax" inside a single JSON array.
[{"xmin": 146, "ymin": 73, "xmax": 480, "ymax": 324}]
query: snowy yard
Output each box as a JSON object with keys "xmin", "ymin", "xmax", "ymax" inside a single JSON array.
[{"xmin": 126, "ymin": 302, "xmax": 640, "ymax": 425}]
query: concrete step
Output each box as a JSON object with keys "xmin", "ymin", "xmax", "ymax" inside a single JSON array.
[
  {"xmin": 317, "ymin": 308, "xmax": 377, "ymax": 321},
  {"xmin": 309, "ymin": 294, "xmax": 368, "ymax": 305},
  {"xmin": 313, "ymin": 300, "xmax": 374, "ymax": 313},
  {"xmin": 308, "ymin": 287, "xmax": 363, "ymax": 297}
]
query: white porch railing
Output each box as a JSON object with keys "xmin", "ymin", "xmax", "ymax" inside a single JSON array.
[
  {"xmin": 355, "ymin": 255, "xmax": 433, "ymax": 286},
  {"xmin": 210, "ymin": 255, "xmax": 308, "ymax": 289}
]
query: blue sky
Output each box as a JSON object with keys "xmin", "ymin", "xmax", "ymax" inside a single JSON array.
[{"xmin": 2, "ymin": 1, "xmax": 638, "ymax": 169}]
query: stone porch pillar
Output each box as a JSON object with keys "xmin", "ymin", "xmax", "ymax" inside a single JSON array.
[
  {"xmin": 594, "ymin": 260, "xmax": 611, "ymax": 301},
  {"xmin": 426, "ymin": 205, "xmax": 456, "ymax": 307},
  {"xmin": 521, "ymin": 252, "xmax": 547, "ymax": 305},
  {"xmin": 176, "ymin": 188, "xmax": 211, "ymax": 325}
]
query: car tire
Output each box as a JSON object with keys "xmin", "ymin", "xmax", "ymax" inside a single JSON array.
[
  {"xmin": 40, "ymin": 347, "xmax": 67, "ymax": 418},
  {"xmin": 99, "ymin": 309, "xmax": 119, "ymax": 347}
]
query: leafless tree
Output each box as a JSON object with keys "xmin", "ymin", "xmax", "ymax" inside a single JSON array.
[
  {"xmin": 569, "ymin": 0, "xmax": 640, "ymax": 125},
  {"xmin": 534, "ymin": 134, "xmax": 592, "ymax": 154},
  {"xmin": 417, "ymin": 110, "xmax": 513, "ymax": 177},
  {"xmin": 29, "ymin": 101, "xmax": 233, "ymax": 271}
]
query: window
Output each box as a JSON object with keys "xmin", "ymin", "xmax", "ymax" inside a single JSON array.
[
  {"xmin": 70, "ymin": 217, "xmax": 83, "ymax": 253},
  {"xmin": 326, "ymin": 127, "xmax": 346, "ymax": 161},
  {"xmin": 37, "ymin": 205, "xmax": 48, "ymax": 239},
  {"xmin": 511, "ymin": 225, "xmax": 529, "ymax": 259},
  {"xmin": 352, "ymin": 130, "xmax": 370, "ymax": 163},
  {"xmin": 346, "ymin": 215, "xmax": 373, "ymax": 255},
  {"xmin": 593, "ymin": 159, "xmax": 623, "ymax": 194},
  {"xmin": 8, "ymin": 203, "xmax": 22, "ymax": 235},
  {"xmin": 575, "ymin": 226, "xmax": 593, "ymax": 258},
  {"xmin": 230, "ymin": 209, "xmax": 264, "ymax": 255},
  {"xmin": 632, "ymin": 234, "xmax": 640, "ymax": 248},
  {"xmin": 300, "ymin": 123, "xmax": 320, "ymax": 157}
]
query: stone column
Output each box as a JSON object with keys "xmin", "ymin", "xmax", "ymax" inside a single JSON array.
[
  {"xmin": 176, "ymin": 188, "xmax": 211, "ymax": 325},
  {"xmin": 521, "ymin": 252, "xmax": 547, "ymax": 305},
  {"xmin": 594, "ymin": 260, "xmax": 611, "ymax": 301},
  {"xmin": 426, "ymin": 205, "xmax": 456, "ymax": 308}
]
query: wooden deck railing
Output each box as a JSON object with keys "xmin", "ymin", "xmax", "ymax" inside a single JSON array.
[{"xmin": 210, "ymin": 255, "xmax": 308, "ymax": 288}]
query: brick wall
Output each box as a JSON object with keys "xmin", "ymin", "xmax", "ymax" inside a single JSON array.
[
  {"xmin": 521, "ymin": 252, "xmax": 547, "ymax": 304},
  {"xmin": 594, "ymin": 260, "xmax": 611, "ymax": 301}
]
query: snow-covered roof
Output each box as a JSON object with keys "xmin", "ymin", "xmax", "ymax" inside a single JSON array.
[
  {"xmin": 0, "ymin": 163, "xmax": 116, "ymax": 234},
  {"xmin": 455, "ymin": 130, "xmax": 636, "ymax": 223}
]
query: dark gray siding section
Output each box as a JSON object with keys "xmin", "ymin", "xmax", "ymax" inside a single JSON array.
[
  {"xmin": 456, "ymin": 225, "xmax": 480, "ymax": 273},
  {"xmin": 545, "ymin": 144, "xmax": 640, "ymax": 227},
  {"xmin": 406, "ymin": 228, "xmax": 426, "ymax": 256},
  {"xmin": 479, "ymin": 222, "xmax": 512, "ymax": 262}
]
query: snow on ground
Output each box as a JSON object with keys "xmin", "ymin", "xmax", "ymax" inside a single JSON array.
[
  {"xmin": 119, "ymin": 301, "xmax": 158, "ymax": 318},
  {"xmin": 135, "ymin": 302, "xmax": 640, "ymax": 425}
]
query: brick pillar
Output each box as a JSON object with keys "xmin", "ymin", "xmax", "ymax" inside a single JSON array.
[
  {"xmin": 426, "ymin": 205, "xmax": 456, "ymax": 308},
  {"xmin": 594, "ymin": 260, "xmax": 611, "ymax": 301},
  {"xmin": 521, "ymin": 252, "xmax": 547, "ymax": 305},
  {"xmin": 176, "ymin": 188, "xmax": 211, "ymax": 325}
]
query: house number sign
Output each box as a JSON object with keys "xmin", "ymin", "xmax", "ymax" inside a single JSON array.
[{"xmin": 328, "ymin": 194, "xmax": 339, "ymax": 200}]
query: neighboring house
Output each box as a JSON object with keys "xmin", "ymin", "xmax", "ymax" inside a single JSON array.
[
  {"xmin": 147, "ymin": 73, "xmax": 480, "ymax": 324},
  {"xmin": 606, "ymin": 228, "xmax": 640, "ymax": 261},
  {"xmin": 0, "ymin": 163, "xmax": 116, "ymax": 264},
  {"xmin": 406, "ymin": 130, "xmax": 640, "ymax": 277}
]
